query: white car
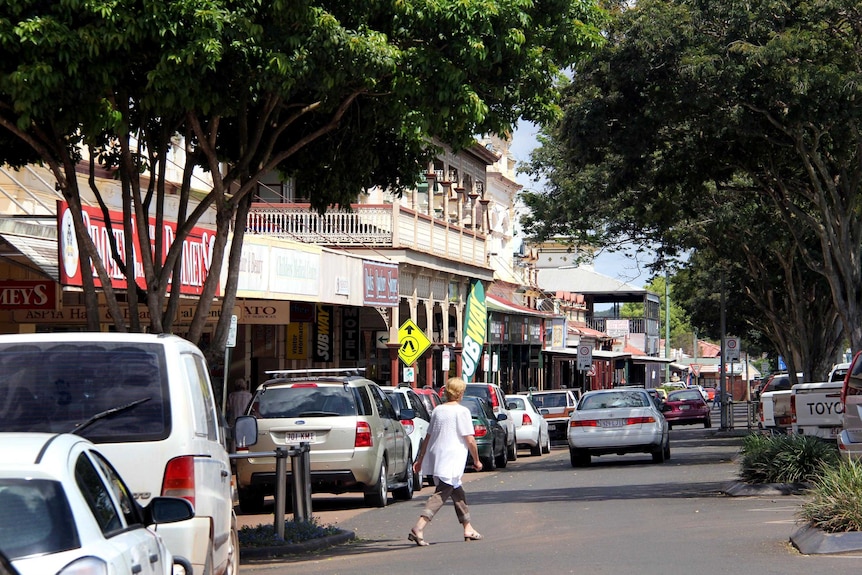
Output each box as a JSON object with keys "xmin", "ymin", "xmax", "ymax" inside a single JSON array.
[
  {"xmin": 567, "ymin": 388, "xmax": 670, "ymax": 467},
  {"xmin": 505, "ymin": 394, "xmax": 551, "ymax": 456},
  {"xmin": 0, "ymin": 333, "xmax": 239, "ymax": 575},
  {"xmin": 0, "ymin": 433, "xmax": 193, "ymax": 575},
  {"xmin": 382, "ymin": 386, "xmax": 431, "ymax": 482}
]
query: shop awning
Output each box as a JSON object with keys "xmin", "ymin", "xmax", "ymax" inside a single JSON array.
[
  {"xmin": 486, "ymin": 293, "xmax": 555, "ymax": 318},
  {"xmin": 0, "ymin": 220, "xmax": 59, "ymax": 281}
]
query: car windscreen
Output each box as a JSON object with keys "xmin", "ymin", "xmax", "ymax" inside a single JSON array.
[
  {"xmin": 507, "ymin": 397, "xmax": 527, "ymax": 410},
  {"xmin": 0, "ymin": 479, "xmax": 80, "ymax": 559},
  {"xmin": 579, "ymin": 391, "xmax": 649, "ymax": 410},
  {"xmin": 0, "ymin": 342, "xmax": 170, "ymax": 443},
  {"xmin": 532, "ymin": 393, "xmax": 566, "ymax": 408},
  {"xmin": 668, "ymin": 390, "xmax": 703, "ymax": 402},
  {"xmin": 255, "ymin": 386, "xmax": 357, "ymax": 417}
]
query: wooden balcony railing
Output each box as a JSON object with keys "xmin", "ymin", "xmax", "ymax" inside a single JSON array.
[{"xmin": 245, "ymin": 203, "xmax": 488, "ymax": 267}]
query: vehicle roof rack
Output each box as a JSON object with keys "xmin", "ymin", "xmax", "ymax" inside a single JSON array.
[{"xmin": 264, "ymin": 367, "xmax": 366, "ymax": 376}]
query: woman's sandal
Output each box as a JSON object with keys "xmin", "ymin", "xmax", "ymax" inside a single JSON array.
[
  {"xmin": 463, "ymin": 532, "xmax": 484, "ymax": 541},
  {"xmin": 408, "ymin": 529, "xmax": 429, "ymax": 546}
]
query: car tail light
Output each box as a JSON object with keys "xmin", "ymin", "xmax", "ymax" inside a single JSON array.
[
  {"xmin": 290, "ymin": 383, "xmax": 319, "ymax": 388},
  {"xmin": 162, "ymin": 455, "xmax": 196, "ymax": 507},
  {"xmin": 355, "ymin": 421, "xmax": 373, "ymax": 447},
  {"xmin": 473, "ymin": 424, "xmax": 488, "ymax": 437},
  {"xmin": 488, "ymin": 387, "xmax": 499, "ymax": 409},
  {"xmin": 570, "ymin": 420, "xmax": 598, "ymax": 427},
  {"xmin": 522, "ymin": 413, "xmax": 533, "ymax": 426},
  {"xmin": 401, "ymin": 419, "xmax": 415, "ymax": 435},
  {"xmin": 790, "ymin": 395, "xmax": 797, "ymax": 423},
  {"xmin": 757, "ymin": 402, "xmax": 764, "ymax": 422},
  {"xmin": 626, "ymin": 416, "xmax": 656, "ymax": 425}
]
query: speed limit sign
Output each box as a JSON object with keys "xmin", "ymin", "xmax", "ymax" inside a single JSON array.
[
  {"xmin": 726, "ymin": 337, "xmax": 740, "ymax": 361},
  {"xmin": 577, "ymin": 344, "xmax": 593, "ymax": 371}
]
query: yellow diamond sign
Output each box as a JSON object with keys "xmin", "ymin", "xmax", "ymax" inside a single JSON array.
[{"xmin": 398, "ymin": 318, "xmax": 431, "ymax": 365}]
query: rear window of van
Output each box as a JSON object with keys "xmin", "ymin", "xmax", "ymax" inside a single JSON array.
[{"xmin": 0, "ymin": 342, "xmax": 170, "ymax": 443}]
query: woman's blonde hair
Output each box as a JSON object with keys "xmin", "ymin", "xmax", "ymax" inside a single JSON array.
[{"xmin": 445, "ymin": 377, "xmax": 467, "ymax": 401}]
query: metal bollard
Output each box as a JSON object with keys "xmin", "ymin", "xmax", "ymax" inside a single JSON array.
[
  {"xmin": 290, "ymin": 442, "xmax": 312, "ymax": 522},
  {"xmin": 273, "ymin": 447, "xmax": 289, "ymax": 539}
]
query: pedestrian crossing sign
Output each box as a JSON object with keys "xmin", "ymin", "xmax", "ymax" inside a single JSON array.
[{"xmin": 398, "ymin": 318, "xmax": 431, "ymax": 365}]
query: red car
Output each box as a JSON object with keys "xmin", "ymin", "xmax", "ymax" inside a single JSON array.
[
  {"xmin": 663, "ymin": 389, "xmax": 712, "ymax": 429},
  {"xmin": 413, "ymin": 387, "xmax": 442, "ymax": 413}
]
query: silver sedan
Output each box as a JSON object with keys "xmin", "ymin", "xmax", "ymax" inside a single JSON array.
[{"xmin": 567, "ymin": 388, "xmax": 670, "ymax": 467}]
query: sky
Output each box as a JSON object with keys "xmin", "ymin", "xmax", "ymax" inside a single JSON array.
[{"xmin": 508, "ymin": 122, "xmax": 652, "ymax": 290}]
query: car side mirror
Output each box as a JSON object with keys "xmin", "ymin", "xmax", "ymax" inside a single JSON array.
[
  {"xmin": 539, "ymin": 408, "xmax": 550, "ymax": 415},
  {"xmin": 497, "ymin": 413, "xmax": 508, "ymax": 421},
  {"xmin": 234, "ymin": 415, "xmax": 259, "ymax": 448},
  {"xmin": 144, "ymin": 496, "xmax": 194, "ymax": 525}
]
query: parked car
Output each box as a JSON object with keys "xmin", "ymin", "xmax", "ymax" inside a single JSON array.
[
  {"xmin": 527, "ymin": 389, "xmax": 579, "ymax": 441},
  {"xmin": 462, "ymin": 397, "xmax": 509, "ymax": 471},
  {"xmin": 703, "ymin": 387, "xmax": 717, "ymax": 402},
  {"xmin": 382, "ymin": 385, "xmax": 431, "ymax": 484},
  {"xmin": 462, "ymin": 383, "xmax": 517, "ymax": 461},
  {"xmin": 413, "ymin": 387, "xmax": 442, "ymax": 413},
  {"xmin": 838, "ymin": 352, "xmax": 862, "ymax": 460},
  {"xmin": 663, "ymin": 389, "xmax": 712, "ymax": 429},
  {"xmin": 567, "ymin": 388, "xmax": 670, "ymax": 467},
  {"xmin": 829, "ymin": 362, "xmax": 850, "ymax": 382},
  {"xmin": 505, "ymin": 394, "xmax": 551, "ymax": 456},
  {"xmin": 0, "ymin": 333, "xmax": 237, "ymax": 575},
  {"xmin": 0, "ymin": 432, "xmax": 193, "ymax": 575},
  {"xmin": 235, "ymin": 371, "xmax": 415, "ymax": 511}
]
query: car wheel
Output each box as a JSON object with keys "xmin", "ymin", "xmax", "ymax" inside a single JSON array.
[
  {"xmin": 667, "ymin": 423, "xmax": 673, "ymax": 430},
  {"xmin": 225, "ymin": 523, "xmax": 240, "ymax": 575},
  {"xmin": 663, "ymin": 439, "xmax": 671, "ymax": 461},
  {"xmin": 496, "ymin": 439, "xmax": 509, "ymax": 468},
  {"xmin": 570, "ymin": 448, "xmax": 590, "ymax": 467},
  {"xmin": 237, "ymin": 486, "xmax": 265, "ymax": 514},
  {"xmin": 393, "ymin": 455, "xmax": 415, "ymax": 501},
  {"xmin": 483, "ymin": 444, "xmax": 497, "ymax": 471},
  {"xmin": 530, "ymin": 436, "xmax": 542, "ymax": 457},
  {"xmin": 507, "ymin": 433, "xmax": 518, "ymax": 461},
  {"xmin": 542, "ymin": 433, "xmax": 551, "ymax": 454},
  {"xmin": 704, "ymin": 414, "xmax": 712, "ymax": 428},
  {"xmin": 652, "ymin": 444, "xmax": 666, "ymax": 463},
  {"xmin": 364, "ymin": 461, "xmax": 388, "ymax": 507}
]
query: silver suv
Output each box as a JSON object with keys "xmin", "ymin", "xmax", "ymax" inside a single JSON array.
[{"xmin": 235, "ymin": 371, "xmax": 415, "ymax": 512}]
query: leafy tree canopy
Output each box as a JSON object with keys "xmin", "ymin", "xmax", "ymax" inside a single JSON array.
[
  {"xmin": 0, "ymin": 0, "xmax": 606, "ymax": 344},
  {"xmin": 520, "ymin": 0, "xmax": 862, "ymax": 357}
]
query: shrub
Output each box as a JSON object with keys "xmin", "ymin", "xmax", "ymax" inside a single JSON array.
[
  {"xmin": 739, "ymin": 434, "xmax": 839, "ymax": 484},
  {"xmin": 798, "ymin": 459, "xmax": 862, "ymax": 533},
  {"xmin": 238, "ymin": 518, "xmax": 340, "ymax": 547}
]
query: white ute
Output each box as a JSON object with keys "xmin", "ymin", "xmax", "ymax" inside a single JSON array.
[{"xmin": 790, "ymin": 381, "xmax": 844, "ymax": 439}]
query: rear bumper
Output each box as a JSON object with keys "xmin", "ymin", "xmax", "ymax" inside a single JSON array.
[{"xmin": 247, "ymin": 469, "xmax": 365, "ymax": 494}]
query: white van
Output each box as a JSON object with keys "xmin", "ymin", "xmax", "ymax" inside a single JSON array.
[{"xmin": 0, "ymin": 333, "xmax": 237, "ymax": 575}]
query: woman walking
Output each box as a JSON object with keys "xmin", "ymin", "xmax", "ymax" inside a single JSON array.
[{"xmin": 408, "ymin": 377, "xmax": 484, "ymax": 546}]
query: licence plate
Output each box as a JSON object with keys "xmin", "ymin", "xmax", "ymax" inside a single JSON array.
[
  {"xmin": 680, "ymin": 405, "xmax": 691, "ymax": 410},
  {"xmin": 599, "ymin": 419, "xmax": 624, "ymax": 428},
  {"xmin": 284, "ymin": 431, "xmax": 316, "ymax": 444}
]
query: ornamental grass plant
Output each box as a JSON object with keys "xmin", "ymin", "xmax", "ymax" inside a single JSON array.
[
  {"xmin": 238, "ymin": 518, "xmax": 339, "ymax": 547},
  {"xmin": 739, "ymin": 433, "xmax": 839, "ymax": 485},
  {"xmin": 798, "ymin": 458, "xmax": 862, "ymax": 533}
]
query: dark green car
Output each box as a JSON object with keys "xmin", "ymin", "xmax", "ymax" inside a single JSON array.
[{"xmin": 462, "ymin": 396, "xmax": 509, "ymax": 471}]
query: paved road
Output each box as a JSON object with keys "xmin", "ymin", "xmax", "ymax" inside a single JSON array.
[{"xmin": 238, "ymin": 426, "xmax": 860, "ymax": 575}]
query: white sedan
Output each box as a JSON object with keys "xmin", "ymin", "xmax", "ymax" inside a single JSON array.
[
  {"xmin": 505, "ymin": 394, "xmax": 551, "ymax": 456},
  {"xmin": 567, "ymin": 388, "xmax": 670, "ymax": 467},
  {"xmin": 0, "ymin": 433, "xmax": 193, "ymax": 575}
]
